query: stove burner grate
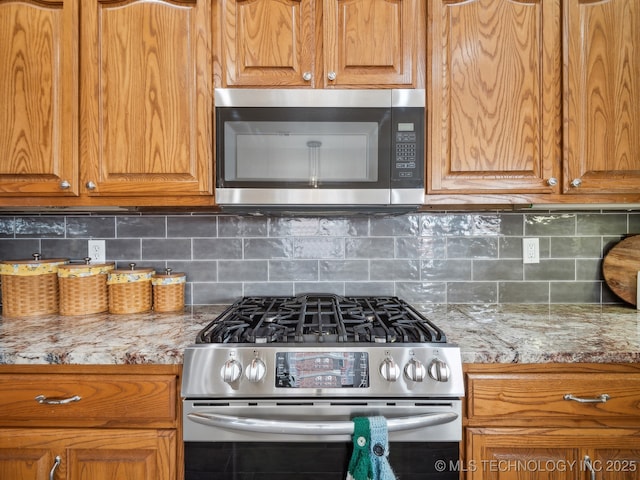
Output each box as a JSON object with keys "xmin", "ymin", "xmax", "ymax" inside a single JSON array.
[{"xmin": 196, "ymin": 294, "xmax": 446, "ymax": 345}]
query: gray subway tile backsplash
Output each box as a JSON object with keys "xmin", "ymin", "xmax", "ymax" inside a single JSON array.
[{"xmin": 0, "ymin": 211, "xmax": 638, "ymax": 305}]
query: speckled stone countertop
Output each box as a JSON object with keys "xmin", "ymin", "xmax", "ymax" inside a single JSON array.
[{"xmin": 0, "ymin": 304, "xmax": 638, "ymax": 365}]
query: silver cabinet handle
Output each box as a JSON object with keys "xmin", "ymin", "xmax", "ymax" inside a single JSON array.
[
  {"xmin": 86, "ymin": 181, "xmax": 97, "ymax": 190},
  {"xmin": 546, "ymin": 177, "xmax": 558, "ymax": 186},
  {"xmin": 570, "ymin": 178, "xmax": 582, "ymax": 188},
  {"xmin": 327, "ymin": 71, "xmax": 337, "ymax": 81},
  {"xmin": 49, "ymin": 455, "xmax": 61, "ymax": 480},
  {"xmin": 583, "ymin": 456, "xmax": 596, "ymax": 480},
  {"xmin": 302, "ymin": 71, "xmax": 312, "ymax": 81},
  {"xmin": 563, "ymin": 393, "xmax": 610, "ymax": 403},
  {"xmin": 35, "ymin": 394, "xmax": 82, "ymax": 405},
  {"xmin": 59, "ymin": 180, "xmax": 71, "ymax": 189},
  {"xmin": 187, "ymin": 412, "xmax": 458, "ymax": 435}
]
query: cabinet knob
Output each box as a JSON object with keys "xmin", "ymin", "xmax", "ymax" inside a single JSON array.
[
  {"xmin": 546, "ymin": 177, "xmax": 558, "ymax": 187},
  {"xmin": 86, "ymin": 181, "xmax": 97, "ymax": 190},
  {"xmin": 59, "ymin": 180, "xmax": 71, "ymax": 190},
  {"xmin": 302, "ymin": 71, "xmax": 312, "ymax": 81},
  {"xmin": 570, "ymin": 178, "xmax": 582, "ymax": 188},
  {"xmin": 327, "ymin": 71, "xmax": 337, "ymax": 81}
]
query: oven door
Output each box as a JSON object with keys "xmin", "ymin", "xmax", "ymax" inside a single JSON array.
[{"xmin": 183, "ymin": 398, "xmax": 462, "ymax": 480}]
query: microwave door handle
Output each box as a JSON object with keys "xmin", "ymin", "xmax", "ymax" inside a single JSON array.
[{"xmin": 186, "ymin": 412, "xmax": 458, "ymax": 435}]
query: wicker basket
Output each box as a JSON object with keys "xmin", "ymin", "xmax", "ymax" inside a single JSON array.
[
  {"xmin": 107, "ymin": 263, "xmax": 154, "ymax": 314},
  {"xmin": 0, "ymin": 253, "xmax": 68, "ymax": 318},
  {"xmin": 58, "ymin": 259, "xmax": 115, "ymax": 316},
  {"xmin": 152, "ymin": 268, "xmax": 186, "ymax": 313}
]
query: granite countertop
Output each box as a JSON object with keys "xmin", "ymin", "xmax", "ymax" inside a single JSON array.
[{"xmin": 0, "ymin": 304, "xmax": 638, "ymax": 365}]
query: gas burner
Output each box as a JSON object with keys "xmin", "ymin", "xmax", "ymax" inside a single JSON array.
[{"xmin": 196, "ymin": 294, "xmax": 446, "ymax": 345}]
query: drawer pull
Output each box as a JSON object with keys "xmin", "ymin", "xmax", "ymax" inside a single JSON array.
[
  {"xmin": 49, "ymin": 455, "xmax": 61, "ymax": 480},
  {"xmin": 35, "ymin": 394, "xmax": 82, "ymax": 405},
  {"xmin": 563, "ymin": 393, "xmax": 610, "ymax": 404}
]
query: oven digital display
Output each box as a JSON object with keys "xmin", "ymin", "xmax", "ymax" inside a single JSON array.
[{"xmin": 275, "ymin": 352, "xmax": 369, "ymax": 388}]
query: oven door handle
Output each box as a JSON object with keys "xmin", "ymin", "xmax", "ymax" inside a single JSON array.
[{"xmin": 186, "ymin": 412, "xmax": 458, "ymax": 435}]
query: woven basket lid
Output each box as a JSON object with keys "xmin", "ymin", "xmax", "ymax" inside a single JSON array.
[
  {"xmin": 0, "ymin": 253, "xmax": 68, "ymax": 276},
  {"xmin": 58, "ymin": 258, "xmax": 115, "ymax": 277},
  {"xmin": 152, "ymin": 268, "xmax": 186, "ymax": 285},
  {"xmin": 107, "ymin": 263, "xmax": 155, "ymax": 285}
]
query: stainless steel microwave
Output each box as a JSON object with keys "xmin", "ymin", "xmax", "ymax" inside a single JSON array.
[{"xmin": 214, "ymin": 89, "xmax": 425, "ymax": 212}]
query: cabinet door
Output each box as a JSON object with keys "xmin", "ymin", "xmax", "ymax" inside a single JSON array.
[
  {"xmin": 323, "ymin": 0, "xmax": 417, "ymax": 87},
  {"xmin": 0, "ymin": 428, "xmax": 175, "ymax": 480},
  {"xmin": 66, "ymin": 430, "xmax": 176, "ymax": 480},
  {"xmin": 564, "ymin": 0, "xmax": 640, "ymax": 195},
  {"xmin": 81, "ymin": 0, "xmax": 212, "ymax": 197},
  {"xmin": 0, "ymin": 447, "xmax": 54, "ymax": 480},
  {"xmin": 589, "ymin": 447, "xmax": 640, "ymax": 480},
  {"xmin": 467, "ymin": 428, "xmax": 640, "ymax": 480},
  {"xmin": 429, "ymin": 0, "xmax": 561, "ymax": 194},
  {"xmin": 220, "ymin": 0, "xmax": 318, "ymax": 87},
  {"xmin": 0, "ymin": 0, "xmax": 79, "ymax": 197}
]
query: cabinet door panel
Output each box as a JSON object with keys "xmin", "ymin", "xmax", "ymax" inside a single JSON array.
[
  {"xmin": 0, "ymin": 0, "xmax": 78, "ymax": 196},
  {"xmin": 0, "ymin": 428, "xmax": 175, "ymax": 480},
  {"xmin": 81, "ymin": 0, "xmax": 212, "ymax": 196},
  {"xmin": 323, "ymin": 0, "xmax": 417, "ymax": 87},
  {"xmin": 221, "ymin": 0, "xmax": 317, "ymax": 87},
  {"xmin": 468, "ymin": 428, "xmax": 640, "ymax": 480},
  {"xmin": 590, "ymin": 448, "xmax": 640, "ymax": 480},
  {"xmin": 0, "ymin": 448, "xmax": 52, "ymax": 480},
  {"xmin": 564, "ymin": 0, "xmax": 640, "ymax": 194},
  {"xmin": 429, "ymin": 0, "xmax": 561, "ymax": 194}
]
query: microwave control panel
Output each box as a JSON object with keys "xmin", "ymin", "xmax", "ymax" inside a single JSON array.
[{"xmin": 391, "ymin": 108, "xmax": 424, "ymax": 187}]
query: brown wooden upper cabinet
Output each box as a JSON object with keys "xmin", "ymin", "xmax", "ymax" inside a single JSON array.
[
  {"xmin": 563, "ymin": 0, "xmax": 640, "ymax": 195},
  {"xmin": 428, "ymin": 0, "xmax": 640, "ymax": 199},
  {"xmin": 217, "ymin": 0, "xmax": 421, "ymax": 88},
  {"xmin": 0, "ymin": 0, "xmax": 214, "ymax": 206},
  {"xmin": 428, "ymin": 0, "xmax": 562, "ymax": 195},
  {"xmin": 0, "ymin": 0, "xmax": 79, "ymax": 197}
]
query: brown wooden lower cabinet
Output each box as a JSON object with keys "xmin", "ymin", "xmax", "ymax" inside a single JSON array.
[
  {"xmin": 0, "ymin": 365, "xmax": 180, "ymax": 480},
  {"xmin": 464, "ymin": 363, "xmax": 640, "ymax": 480},
  {"xmin": 0, "ymin": 428, "xmax": 176, "ymax": 480},
  {"xmin": 467, "ymin": 428, "xmax": 640, "ymax": 480}
]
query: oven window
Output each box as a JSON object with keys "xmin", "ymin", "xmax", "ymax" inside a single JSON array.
[{"xmin": 185, "ymin": 441, "xmax": 459, "ymax": 480}]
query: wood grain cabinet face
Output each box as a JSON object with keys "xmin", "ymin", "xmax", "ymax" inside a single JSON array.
[
  {"xmin": 81, "ymin": 0, "xmax": 213, "ymax": 197},
  {"xmin": 0, "ymin": 367, "xmax": 179, "ymax": 480},
  {"xmin": 428, "ymin": 0, "xmax": 562, "ymax": 195},
  {"xmin": 0, "ymin": 0, "xmax": 79, "ymax": 197},
  {"xmin": 219, "ymin": 0, "xmax": 419, "ymax": 88},
  {"xmin": 467, "ymin": 373, "xmax": 640, "ymax": 426},
  {"xmin": 467, "ymin": 429, "xmax": 640, "ymax": 480},
  {"xmin": 464, "ymin": 366, "xmax": 640, "ymax": 480},
  {"xmin": 0, "ymin": 428, "xmax": 176, "ymax": 480},
  {"xmin": 563, "ymin": 0, "xmax": 640, "ymax": 195},
  {"xmin": 0, "ymin": 374, "xmax": 177, "ymax": 428}
]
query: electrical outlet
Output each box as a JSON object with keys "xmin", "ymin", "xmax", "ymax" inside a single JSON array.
[
  {"xmin": 88, "ymin": 240, "xmax": 106, "ymax": 263},
  {"xmin": 522, "ymin": 238, "xmax": 540, "ymax": 264}
]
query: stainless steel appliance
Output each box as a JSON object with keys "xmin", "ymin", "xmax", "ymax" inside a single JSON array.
[
  {"xmin": 215, "ymin": 89, "xmax": 425, "ymax": 211},
  {"xmin": 182, "ymin": 294, "xmax": 464, "ymax": 480}
]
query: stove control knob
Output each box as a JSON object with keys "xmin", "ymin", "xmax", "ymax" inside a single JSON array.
[
  {"xmin": 428, "ymin": 358, "xmax": 450, "ymax": 383},
  {"xmin": 404, "ymin": 358, "xmax": 426, "ymax": 382},
  {"xmin": 245, "ymin": 357, "xmax": 267, "ymax": 383},
  {"xmin": 221, "ymin": 359, "xmax": 243, "ymax": 384},
  {"xmin": 379, "ymin": 357, "xmax": 401, "ymax": 382}
]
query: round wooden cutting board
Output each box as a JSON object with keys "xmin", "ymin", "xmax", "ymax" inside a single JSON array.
[{"xmin": 602, "ymin": 235, "xmax": 640, "ymax": 306}]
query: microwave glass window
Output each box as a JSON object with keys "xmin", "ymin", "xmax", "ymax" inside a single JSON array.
[{"xmin": 224, "ymin": 121, "xmax": 379, "ymax": 183}]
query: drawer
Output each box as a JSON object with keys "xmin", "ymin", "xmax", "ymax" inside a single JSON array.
[
  {"xmin": 0, "ymin": 374, "xmax": 177, "ymax": 427},
  {"xmin": 467, "ymin": 373, "xmax": 640, "ymax": 424}
]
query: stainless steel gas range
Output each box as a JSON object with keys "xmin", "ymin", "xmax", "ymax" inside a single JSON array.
[{"xmin": 182, "ymin": 294, "xmax": 464, "ymax": 479}]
